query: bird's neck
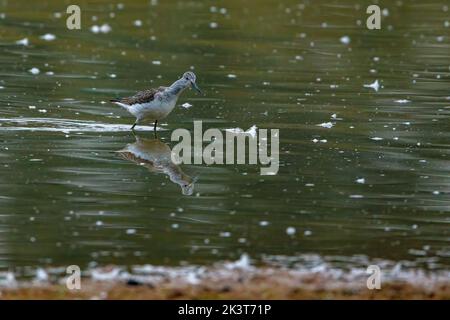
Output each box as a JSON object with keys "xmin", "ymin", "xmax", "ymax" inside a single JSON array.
[
  {"xmin": 165, "ymin": 165, "xmax": 193, "ymax": 194},
  {"xmin": 166, "ymin": 79, "xmax": 187, "ymax": 96}
]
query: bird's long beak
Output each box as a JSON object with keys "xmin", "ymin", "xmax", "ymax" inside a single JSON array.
[{"xmin": 191, "ymin": 81, "xmax": 202, "ymax": 94}]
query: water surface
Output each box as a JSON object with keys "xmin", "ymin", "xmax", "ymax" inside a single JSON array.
[{"xmin": 0, "ymin": 0, "xmax": 449, "ymax": 272}]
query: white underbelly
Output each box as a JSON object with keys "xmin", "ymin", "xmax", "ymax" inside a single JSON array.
[{"xmin": 130, "ymin": 99, "xmax": 177, "ymax": 122}]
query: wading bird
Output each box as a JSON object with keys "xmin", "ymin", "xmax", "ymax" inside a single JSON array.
[{"xmin": 110, "ymin": 71, "xmax": 202, "ymax": 131}]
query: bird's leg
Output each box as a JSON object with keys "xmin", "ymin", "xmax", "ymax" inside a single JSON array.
[
  {"xmin": 131, "ymin": 122, "xmax": 137, "ymax": 131},
  {"xmin": 153, "ymin": 120, "xmax": 158, "ymax": 132}
]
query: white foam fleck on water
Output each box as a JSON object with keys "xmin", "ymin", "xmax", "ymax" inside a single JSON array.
[
  {"xmin": 340, "ymin": 35, "xmax": 351, "ymax": 45},
  {"xmin": 100, "ymin": 24, "xmax": 111, "ymax": 33},
  {"xmin": 209, "ymin": 22, "xmax": 218, "ymax": 29},
  {"xmin": 16, "ymin": 38, "xmax": 29, "ymax": 46},
  {"xmin": 316, "ymin": 122, "xmax": 334, "ymax": 128},
  {"xmin": 152, "ymin": 60, "xmax": 161, "ymax": 65},
  {"xmin": 370, "ymin": 137, "xmax": 383, "ymax": 141},
  {"xmin": 225, "ymin": 125, "xmax": 257, "ymax": 138},
  {"xmin": 40, "ymin": 33, "xmax": 56, "ymax": 41},
  {"xmin": 90, "ymin": 25, "xmax": 100, "ymax": 33},
  {"xmin": 224, "ymin": 254, "xmax": 251, "ymax": 270},
  {"xmin": 409, "ymin": 249, "xmax": 427, "ymax": 256},
  {"xmin": 29, "ymin": 67, "xmax": 40, "ymax": 75},
  {"xmin": 181, "ymin": 102, "xmax": 192, "ymax": 109},
  {"xmin": 286, "ymin": 227, "xmax": 296, "ymax": 236},
  {"xmin": 133, "ymin": 20, "xmax": 142, "ymax": 27},
  {"xmin": 91, "ymin": 24, "xmax": 111, "ymax": 34},
  {"xmin": 395, "ymin": 99, "xmax": 410, "ymax": 103},
  {"xmin": 259, "ymin": 221, "xmax": 269, "ymax": 227},
  {"xmin": 246, "ymin": 125, "xmax": 257, "ymax": 137},
  {"xmin": 227, "ymin": 74, "xmax": 237, "ymax": 78},
  {"xmin": 35, "ymin": 268, "xmax": 49, "ymax": 282},
  {"xmin": 364, "ymin": 79, "xmax": 380, "ymax": 92},
  {"xmin": 356, "ymin": 178, "xmax": 365, "ymax": 184},
  {"xmin": 126, "ymin": 229, "xmax": 136, "ymax": 235},
  {"xmin": 91, "ymin": 268, "xmax": 121, "ymax": 281}
]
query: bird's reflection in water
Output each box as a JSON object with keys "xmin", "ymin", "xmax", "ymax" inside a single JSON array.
[{"xmin": 117, "ymin": 135, "xmax": 195, "ymax": 195}]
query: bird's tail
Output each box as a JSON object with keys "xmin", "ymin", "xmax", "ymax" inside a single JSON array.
[{"xmin": 110, "ymin": 99, "xmax": 133, "ymax": 113}]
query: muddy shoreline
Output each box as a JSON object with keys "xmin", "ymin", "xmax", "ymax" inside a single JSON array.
[
  {"xmin": 1, "ymin": 257, "xmax": 449, "ymax": 299},
  {"xmin": 1, "ymin": 276, "xmax": 449, "ymax": 300}
]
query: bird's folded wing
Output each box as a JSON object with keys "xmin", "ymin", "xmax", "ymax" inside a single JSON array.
[{"xmin": 112, "ymin": 86, "xmax": 166, "ymax": 105}]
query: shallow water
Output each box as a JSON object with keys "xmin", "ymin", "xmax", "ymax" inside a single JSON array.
[{"xmin": 0, "ymin": 0, "xmax": 449, "ymax": 273}]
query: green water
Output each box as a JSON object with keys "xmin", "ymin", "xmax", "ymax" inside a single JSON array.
[{"xmin": 0, "ymin": 0, "xmax": 449, "ymax": 272}]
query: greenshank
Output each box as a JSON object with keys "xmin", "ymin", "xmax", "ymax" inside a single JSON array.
[{"xmin": 110, "ymin": 71, "xmax": 202, "ymax": 131}]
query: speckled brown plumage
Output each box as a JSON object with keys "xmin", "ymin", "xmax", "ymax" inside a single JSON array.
[{"xmin": 110, "ymin": 86, "xmax": 166, "ymax": 105}]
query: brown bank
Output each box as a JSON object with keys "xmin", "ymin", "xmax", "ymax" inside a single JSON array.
[{"xmin": 1, "ymin": 264, "xmax": 449, "ymax": 300}]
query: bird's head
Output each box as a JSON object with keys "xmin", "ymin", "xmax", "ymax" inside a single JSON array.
[{"xmin": 180, "ymin": 71, "xmax": 202, "ymax": 94}]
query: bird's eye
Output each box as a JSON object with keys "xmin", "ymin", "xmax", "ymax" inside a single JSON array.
[{"xmin": 185, "ymin": 77, "xmax": 188, "ymax": 80}]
